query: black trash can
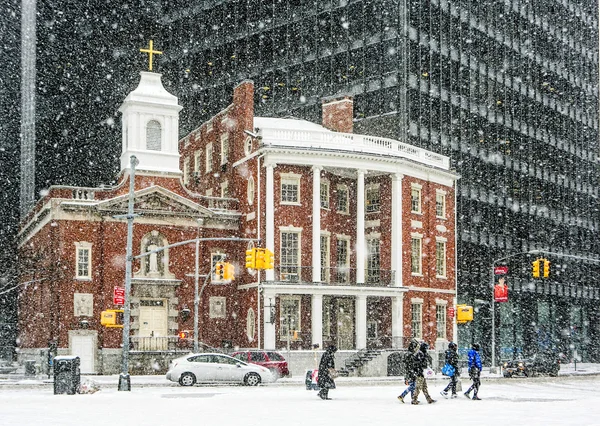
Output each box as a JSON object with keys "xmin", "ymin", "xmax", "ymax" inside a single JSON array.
[{"xmin": 53, "ymin": 356, "xmax": 80, "ymax": 395}]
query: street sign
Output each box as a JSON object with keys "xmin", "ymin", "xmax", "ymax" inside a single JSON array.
[
  {"xmin": 113, "ymin": 287, "xmax": 125, "ymax": 305},
  {"xmin": 448, "ymin": 306, "xmax": 455, "ymax": 318},
  {"xmin": 494, "ymin": 266, "xmax": 509, "ymax": 275}
]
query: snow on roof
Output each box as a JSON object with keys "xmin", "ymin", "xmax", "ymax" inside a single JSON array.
[{"xmin": 254, "ymin": 116, "xmax": 331, "ymax": 132}]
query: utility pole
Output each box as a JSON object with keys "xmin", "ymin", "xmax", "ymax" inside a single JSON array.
[{"xmin": 118, "ymin": 155, "xmax": 139, "ymax": 391}]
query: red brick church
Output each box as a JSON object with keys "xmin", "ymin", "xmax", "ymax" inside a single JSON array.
[{"xmin": 17, "ymin": 69, "xmax": 458, "ymax": 374}]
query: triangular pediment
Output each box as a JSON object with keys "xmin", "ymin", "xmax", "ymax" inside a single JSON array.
[{"xmin": 95, "ymin": 186, "xmax": 213, "ymax": 217}]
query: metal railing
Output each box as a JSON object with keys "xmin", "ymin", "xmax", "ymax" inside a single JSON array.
[
  {"xmin": 272, "ymin": 266, "xmax": 394, "ymax": 287},
  {"xmin": 130, "ymin": 336, "xmax": 179, "ymax": 351}
]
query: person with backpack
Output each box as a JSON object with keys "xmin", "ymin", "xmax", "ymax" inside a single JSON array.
[
  {"xmin": 397, "ymin": 339, "xmax": 418, "ymax": 403},
  {"xmin": 440, "ymin": 342, "xmax": 459, "ymax": 398},
  {"xmin": 411, "ymin": 342, "xmax": 436, "ymax": 405},
  {"xmin": 464, "ymin": 343, "xmax": 482, "ymax": 400}
]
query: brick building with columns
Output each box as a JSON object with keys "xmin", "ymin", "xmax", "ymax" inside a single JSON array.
[{"xmin": 17, "ymin": 70, "xmax": 457, "ymax": 374}]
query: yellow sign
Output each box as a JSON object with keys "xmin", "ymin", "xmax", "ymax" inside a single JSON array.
[{"xmin": 456, "ymin": 305, "xmax": 473, "ymax": 324}]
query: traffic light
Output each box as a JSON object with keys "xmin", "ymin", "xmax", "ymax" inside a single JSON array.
[
  {"xmin": 255, "ymin": 248, "xmax": 266, "ymax": 269},
  {"xmin": 543, "ymin": 258, "xmax": 550, "ymax": 278},
  {"xmin": 245, "ymin": 248, "xmax": 256, "ymax": 269},
  {"xmin": 178, "ymin": 331, "xmax": 189, "ymax": 339},
  {"xmin": 532, "ymin": 259, "xmax": 541, "ymax": 278},
  {"xmin": 215, "ymin": 262, "xmax": 225, "ymax": 280},
  {"xmin": 263, "ymin": 249, "xmax": 274, "ymax": 270},
  {"xmin": 223, "ymin": 262, "xmax": 235, "ymax": 281}
]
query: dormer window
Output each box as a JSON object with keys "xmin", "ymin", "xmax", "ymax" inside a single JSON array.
[{"xmin": 146, "ymin": 120, "xmax": 161, "ymax": 151}]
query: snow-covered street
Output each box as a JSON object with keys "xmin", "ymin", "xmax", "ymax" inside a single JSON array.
[{"xmin": 1, "ymin": 375, "xmax": 599, "ymax": 426}]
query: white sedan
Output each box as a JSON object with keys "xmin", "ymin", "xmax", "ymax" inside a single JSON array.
[{"xmin": 166, "ymin": 353, "xmax": 275, "ymax": 386}]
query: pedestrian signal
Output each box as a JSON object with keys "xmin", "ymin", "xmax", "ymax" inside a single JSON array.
[
  {"xmin": 100, "ymin": 309, "xmax": 124, "ymax": 328},
  {"xmin": 178, "ymin": 331, "xmax": 189, "ymax": 339}
]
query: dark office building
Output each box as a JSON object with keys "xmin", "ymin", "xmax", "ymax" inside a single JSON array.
[{"xmin": 156, "ymin": 0, "xmax": 600, "ymax": 362}]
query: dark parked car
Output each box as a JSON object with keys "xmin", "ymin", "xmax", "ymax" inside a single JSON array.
[
  {"xmin": 503, "ymin": 352, "xmax": 561, "ymax": 378},
  {"xmin": 232, "ymin": 350, "xmax": 290, "ymax": 378}
]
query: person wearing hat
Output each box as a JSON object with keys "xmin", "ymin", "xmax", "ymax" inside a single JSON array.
[
  {"xmin": 464, "ymin": 343, "xmax": 482, "ymax": 400},
  {"xmin": 440, "ymin": 342, "xmax": 460, "ymax": 398},
  {"xmin": 317, "ymin": 345, "xmax": 338, "ymax": 400}
]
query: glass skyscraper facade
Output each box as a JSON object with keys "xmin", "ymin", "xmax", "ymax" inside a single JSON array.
[{"xmin": 157, "ymin": 0, "xmax": 600, "ymax": 362}]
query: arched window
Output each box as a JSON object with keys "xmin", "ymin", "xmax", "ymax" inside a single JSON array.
[{"xmin": 146, "ymin": 120, "xmax": 161, "ymax": 151}]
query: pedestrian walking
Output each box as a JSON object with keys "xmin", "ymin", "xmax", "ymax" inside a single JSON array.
[
  {"xmin": 397, "ymin": 339, "xmax": 418, "ymax": 403},
  {"xmin": 464, "ymin": 343, "xmax": 482, "ymax": 400},
  {"xmin": 411, "ymin": 342, "xmax": 436, "ymax": 405},
  {"xmin": 317, "ymin": 345, "xmax": 338, "ymax": 400},
  {"xmin": 440, "ymin": 342, "xmax": 459, "ymax": 398}
]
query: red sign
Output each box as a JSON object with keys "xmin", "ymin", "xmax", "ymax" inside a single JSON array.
[
  {"xmin": 113, "ymin": 287, "xmax": 125, "ymax": 305},
  {"xmin": 494, "ymin": 284, "xmax": 508, "ymax": 302},
  {"xmin": 448, "ymin": 306, "xmax": 455, "ymax": 318},
  {"xmin": 494, "ymin": 266, "xmax": 509, "ymax": 275}
]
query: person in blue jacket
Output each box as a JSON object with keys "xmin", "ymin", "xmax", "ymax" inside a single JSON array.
[
  {"xmin": 464, "ymin": 343, "xmax": 482, "ymax": 400},
  {"xmin": 440, "ymin": 342, "xmax": 459, "ymax": 398}
]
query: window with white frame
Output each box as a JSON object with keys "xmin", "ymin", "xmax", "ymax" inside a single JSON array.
[
  {"xmin": 220, "ymin": 134, "xmax": 229, "ymax": 165},
  {"xmin": 205, "ymin": 143, "xmax": 213, "ymax": 173},
  {"xmin": 336, "ymin": 237, "xmax": 350, "ymax": 283},
  {"xmin": 183, "ymin": 158, "xmax": 190, "ymax": 185},
  {"xmin": 411, "ymin": 302, "xmax": 423, "ymax": 339},
  {"xmin": 209, "ymin": 297, "xmax": 226, "ymax": 318},
  {"xmin": 436, "ymin": 304, "xmax": 447, "ymax": 339},
  {"xmin": 280, "ymin": 231, "xmax": 300, "ymax": 281},
  {"xmin": 436, "ymin": 239, "xmax": 447, "ymax": 277},
  {"xmin": 411, "ymin": 235, "xmax": 422, "ymax": 274},
  {"xmin": 366, "ymin": 184, "xmax": 380, "ymax": 213},
  {"xmin": 320, "ymin": 234, "xmax": 330, "ymax": 282},
  {"xmin": 280, "ymin": 174, "xmax": 300, "ymax": 204},
  {"xmin": 320, "ymin": 181, "xmax": 329, "ymax": 209},
  {"xmin": 194, "ymin": 150, "xmax": 201, "ymax": 173},
  {"xmin": 436, "ymin": 191, "xmax": 446, "ymax": 218},
  {"xmin": 146, "ymin": 120, "xmax": 161, "ymax": 151},
  {"xmin": 366, "ymin": 237, "xmax": 380, "ymax": 283},
  {"xmin": 279, "ymin": 296, "xmax": 301, "ymax": 340},
  {"xmin": 247, "ymin": 177, "xmax": 255, "ymax": 205},
  {"xmin": 367, "ymin": 320, "xmax": 378, "ymax": 340},
  {"xmin": 336, "ymin": 184, "xmax": 349, "ymax": 214},
  {"xmin": 75, "ymin": 242, "xmax": 92, "ymax": 279},
  {"xmin": 411, "ymin": 184, "xmax": 422, "ymax": 213}
]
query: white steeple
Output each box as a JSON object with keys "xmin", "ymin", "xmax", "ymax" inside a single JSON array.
[{"xmin": 118, "ymin": 71, "xmax": 183, "ymax": 175}]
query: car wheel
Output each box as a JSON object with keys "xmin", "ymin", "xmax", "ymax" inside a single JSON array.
[
  {"xmin": 179, "ymin": 372, "xmax": 196, "ymax": 387},
  {"xmin": 244, "ymin": 372, "xmax": 261, "ymax": 386}
]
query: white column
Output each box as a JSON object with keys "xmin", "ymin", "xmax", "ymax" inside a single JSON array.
[
  {"xmin": 392, "ymin": 295, "xmax": 404, "ymax": 349},
  {"xmin": 266, "ymin": 163, "xmax": 275, "ymax": 281},
  {"xmin": 312, "ymin": 166, "xmax": 322, "ymax": 283},
  {"xmin": 263, "ymin": 292, "xmax": 276, "ymax": 349},
  {"xmin": 355, "ymin": 295, "xmax": 368, "ymax": 350},
  {"xmin": 391, "ymin": 173, "xmax": 403, "ymax": 287},
  {"xmin": 356, "ymin": 170, "xmax": 366, "ymax": 284},
  {"xmin": 311, "ymin": 294, "xmax": 323, "ymax": 349}
]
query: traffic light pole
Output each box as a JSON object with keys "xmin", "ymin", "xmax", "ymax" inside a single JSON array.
[{"xmin": 490, "ymin": 250, "xmax": 539, "ymax": 373}]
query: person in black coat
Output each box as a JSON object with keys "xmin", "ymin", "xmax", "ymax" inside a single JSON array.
[
  {"xmin": 411, "ymin": 342, "xmax": 436, "ymax": 404},
  {"xmin": 397, "ymin": 339, "xmax": 419, "ymax": 403},
  {"xmin": 440, "ymin": 342, "xmax": 460, "ymax": 398},
  {"xmin": 317, "ymin": 345, "xmax": 338, "ymax": 400}
]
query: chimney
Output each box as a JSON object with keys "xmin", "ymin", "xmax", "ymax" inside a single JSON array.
[
  {"xmin": 322, "ymin": 96, "xmax": 354, "ymax": 133},
  {"xmin": 232, "ymin": 80, "xmax": 254, "ymax": 131}
]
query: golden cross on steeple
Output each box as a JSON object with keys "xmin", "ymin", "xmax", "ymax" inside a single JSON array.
[{"xmin": 140, "ymin": 40, "xmax": 162, "ymax": 71}]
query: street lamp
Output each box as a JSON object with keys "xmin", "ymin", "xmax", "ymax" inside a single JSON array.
[
  {"xmin": 489, "ymin": 249, "xmax": 539, "ymax": 373},
  {"xmin": 118, "ymin": 155, "xmax": 139, "ymax": 391}
]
